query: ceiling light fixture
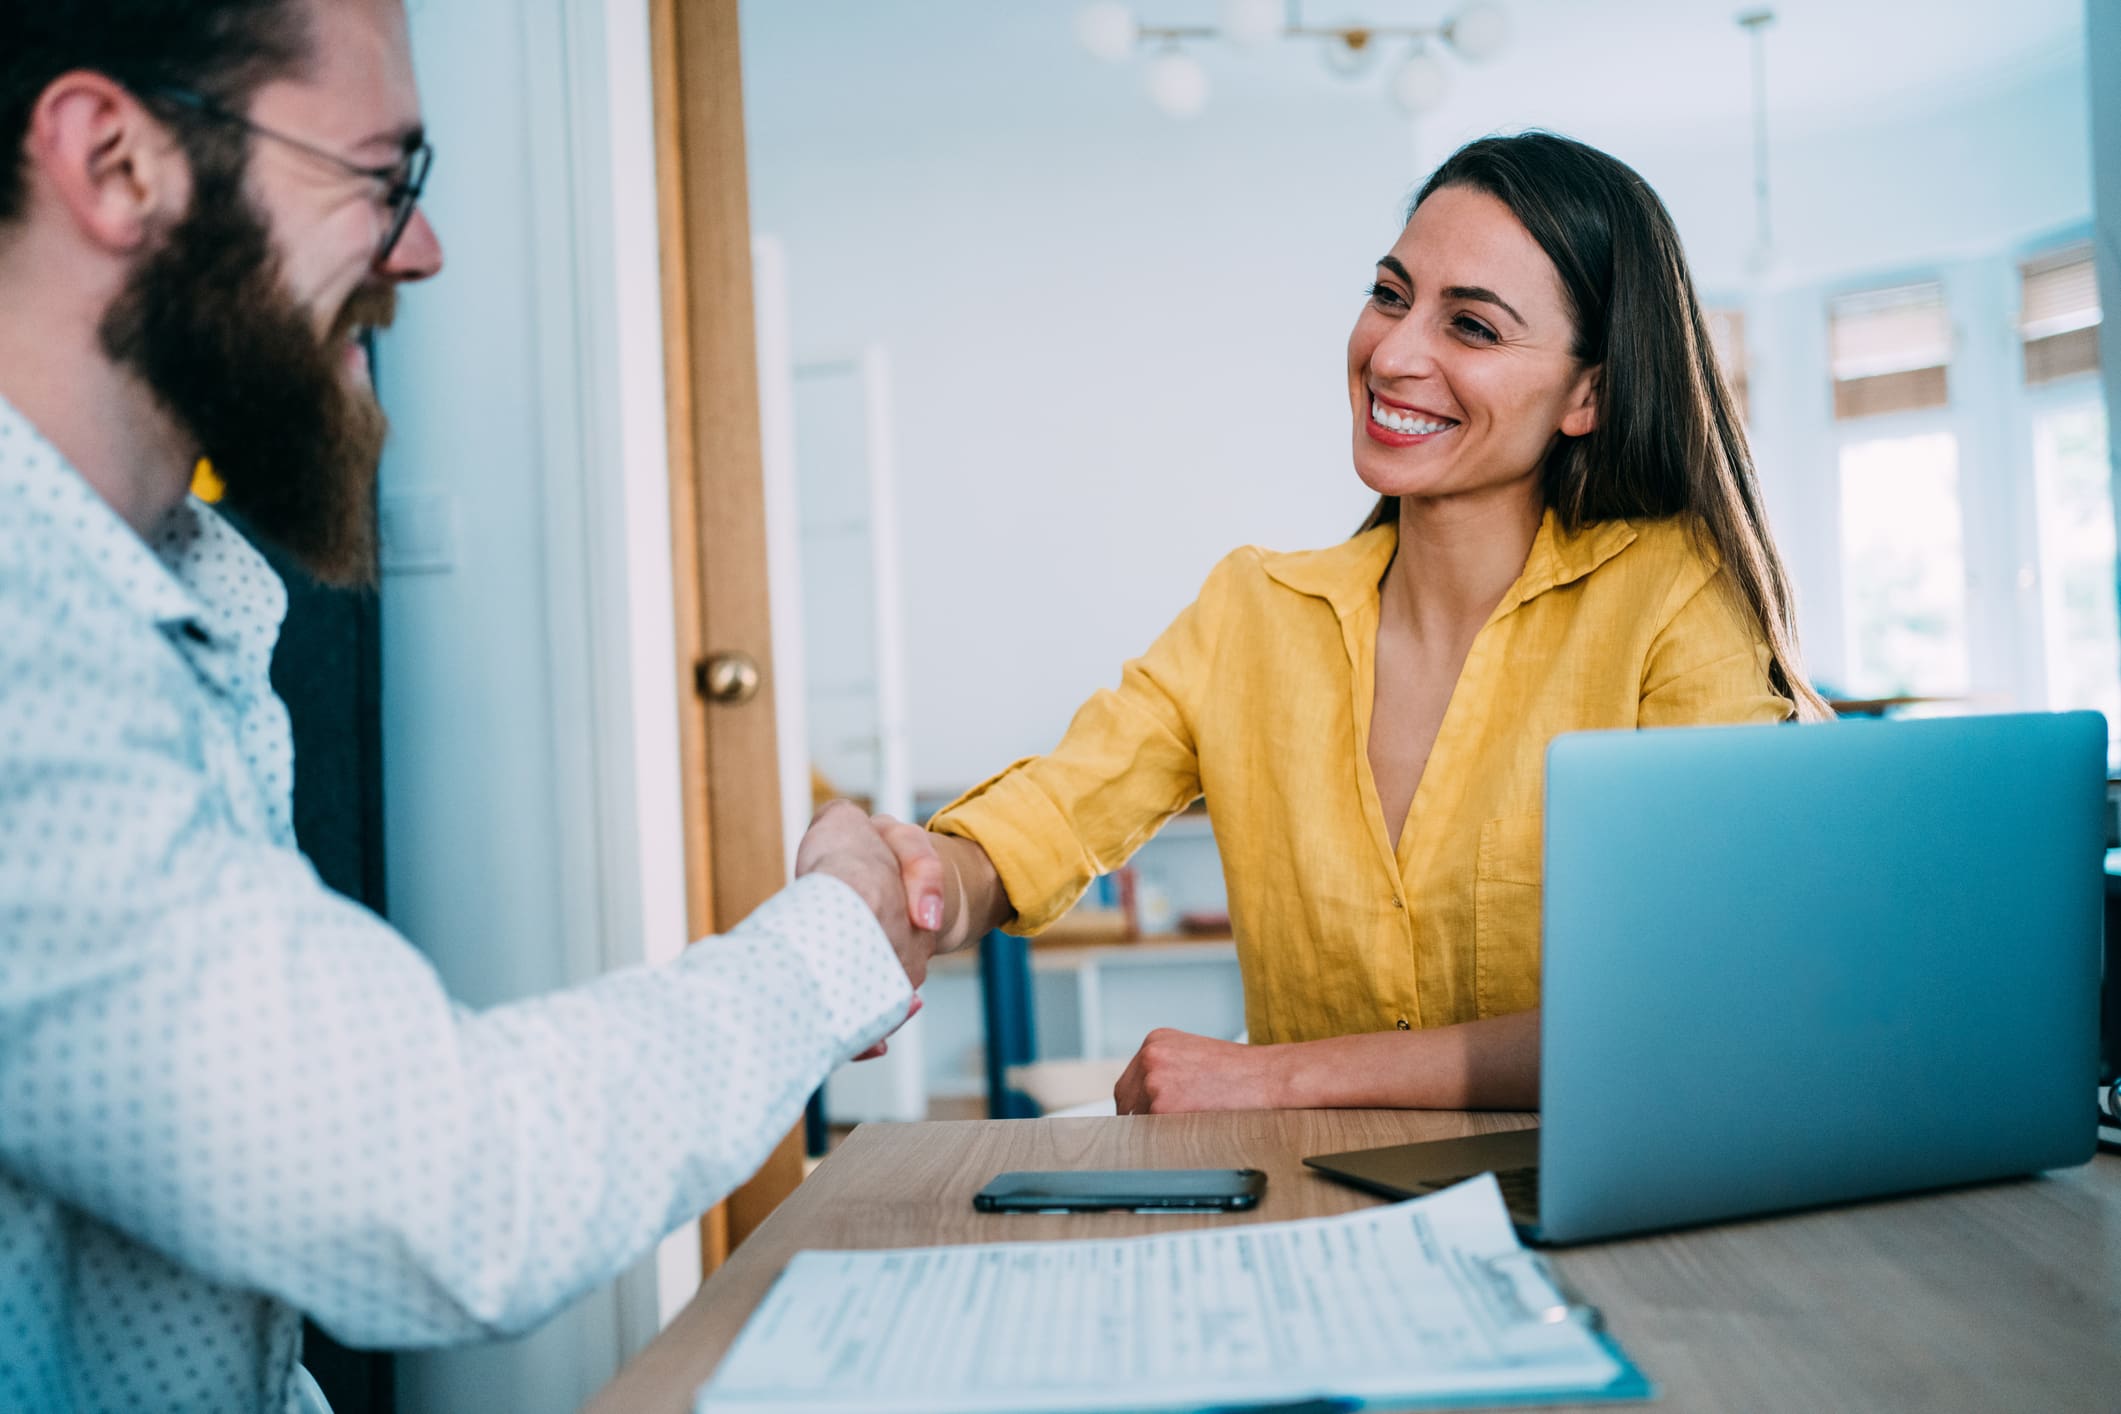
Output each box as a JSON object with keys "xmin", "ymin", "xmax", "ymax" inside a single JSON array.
[
  {"xmin": 1075, "ymin": 0, "xmax": 1513, "ymax": 121},
  {"xmin": 1738, "ymin": 8, "xmax": 1777, "ymax": 277}
]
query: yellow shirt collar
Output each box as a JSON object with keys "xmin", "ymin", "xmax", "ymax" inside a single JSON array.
[{"xmin": 1259, "ymin": 508, "xmax": 1639, "ymax": 621}]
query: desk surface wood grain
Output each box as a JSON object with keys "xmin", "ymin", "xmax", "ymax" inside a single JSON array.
[{"xmin": 590, "ymin": 1109, "xmax": 2121, "ymax": 1414}]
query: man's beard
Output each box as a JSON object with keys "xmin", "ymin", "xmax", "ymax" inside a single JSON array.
[{"xmin": 99, "ymin": 151, "xmax": 393, "ymax": 589}]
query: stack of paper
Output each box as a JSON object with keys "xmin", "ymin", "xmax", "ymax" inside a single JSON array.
[{"xmin": 695, "ymin": 1174, "xmax": 1649, "ymax": 1413}]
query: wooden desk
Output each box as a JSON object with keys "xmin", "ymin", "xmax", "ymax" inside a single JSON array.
[{"xmin": 592, "ymin": 1109, "xmax": 2121, "ymax": 1414}]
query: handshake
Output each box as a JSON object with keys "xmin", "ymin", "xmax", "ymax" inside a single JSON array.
[
  {"xmin": 792, "ymin": 801, "xmax": 1242, "ymax": 1113},
  {"xmin": 793, "ymin": 799, "xmax": 970, "ymax": 992}
]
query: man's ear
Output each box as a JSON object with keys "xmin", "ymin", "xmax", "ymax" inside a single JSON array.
[
  {"xmin": 23, "ymin": 72, "xmax": 191, "ymax": 254},
  {"xmin": 1559, "ymin": 364, "xmax": 1600, "ymax": 439}
]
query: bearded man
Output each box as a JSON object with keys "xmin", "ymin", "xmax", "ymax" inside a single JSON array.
[{"xmin": 0, "ymin": 4, "xmax": 947, "ymax": 1411}]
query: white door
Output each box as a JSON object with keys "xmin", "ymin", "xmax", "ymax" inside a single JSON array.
[{"xmin": 754, "ymin": 287, "xmax": 924, "ymax": 1122}]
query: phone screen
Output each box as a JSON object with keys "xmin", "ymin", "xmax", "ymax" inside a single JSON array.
[{"xmin": 973, "ymin": 1168, "xmax": 1266, "ymax": 1212}]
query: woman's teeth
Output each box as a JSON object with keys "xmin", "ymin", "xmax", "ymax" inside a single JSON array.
[{"xmin": 1371, "ymin": 399, "xmax": 1454, "ymax": 435}]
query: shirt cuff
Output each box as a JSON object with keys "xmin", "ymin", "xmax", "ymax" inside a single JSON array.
[
  {"xmin": 721, "ymin": 873, "xmax": 914, "ymax": 1056},
  {"xmin": 929, "ymin": 766, "xmax": 1100, "ymax": 936}
]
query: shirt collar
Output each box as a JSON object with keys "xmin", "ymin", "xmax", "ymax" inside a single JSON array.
[
  {"xmin": 0, "ymin": 394, "xmax": 285, "ymax": 671},
  {"xmin": 1257, "ymin": 523, "xmax": 1399, "ymax": 617},
  {"xmin": 150, "ymin": 496, "xmax": 289, "ymax": 688},
  {"xmin": 1260, "ymin": 508, "xmax": 1638, "ymax": 621},
  {"xmin": 1495, "ymin": 510, "xmax": 1638, "ymax": 617}
]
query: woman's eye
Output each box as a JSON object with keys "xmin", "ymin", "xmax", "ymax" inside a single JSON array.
[
  {"xmin": 1366, "ymin": 283, "xmax": 1408, "ymax": 310},
  {"xmin": 1453, "ymin": 314, "xmax": 1497, "ymax": 342}
]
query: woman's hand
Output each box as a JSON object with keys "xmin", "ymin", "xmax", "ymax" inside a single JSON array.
[
  {"xmin": 796, "ymin": 802, "xmax": 946, "ymax": 938},
  {"xmin": 865, "ymin": 814, "xmax": 947, "ymax": 934},
  {"xmin": 1109, "ymin": 1014, "xmax": 1542, "ymax": 1112},
  {"xmin": 1112, "ymin": 1028, "xmax": 1284, "ymax": 1115},
  {"xmin": 797, "ymin": 804, "xmax": 1015, "ymax": 957}
]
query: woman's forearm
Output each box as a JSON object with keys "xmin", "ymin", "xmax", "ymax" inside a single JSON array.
[
  {"xmin": 1270, "ymin": 1008, "xmax": 1541, "ymax": 1111},
  {"xmin": 929, "ymin": 831, "xmax": 1014, "ymax": 951}
]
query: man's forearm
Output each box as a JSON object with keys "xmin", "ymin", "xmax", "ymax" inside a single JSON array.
[
  {"xmin": 1270, "ymin": 1008, "xmax": 1542, "ymax": 1111},
  {"xmin": 2, "ymin": 857, "xmax": 911, "ymax": 1350}
]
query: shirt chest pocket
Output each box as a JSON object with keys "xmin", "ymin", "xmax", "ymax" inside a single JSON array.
[{"xmin": 1474, "ymin": 815, "xmax": 1543, "ymax": 1019}]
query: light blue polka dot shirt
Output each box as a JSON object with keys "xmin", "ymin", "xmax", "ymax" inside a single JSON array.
[{"xmin": 0, "ymin": 395, "xmax": 914, "ymax": 1413}]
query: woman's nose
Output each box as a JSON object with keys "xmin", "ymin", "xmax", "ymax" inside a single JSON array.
[{"xmin": 1369, "ymin": 312, "xmax": 1440, "ymax": 380}]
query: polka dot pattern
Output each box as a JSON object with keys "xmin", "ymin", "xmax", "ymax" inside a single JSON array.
[{"xmin": 0, "ymin": 397, "xmax": 913, "ymax": 1411}]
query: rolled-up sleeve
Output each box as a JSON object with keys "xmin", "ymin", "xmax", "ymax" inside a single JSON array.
[{"xmin": 928, "ymin": 550, "xmax": 1248, "ymax": 934}]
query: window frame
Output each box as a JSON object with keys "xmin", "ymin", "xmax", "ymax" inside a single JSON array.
[{"xmin": 2018, "ymin": 369, "xmax": 2113, "ymax": 718}]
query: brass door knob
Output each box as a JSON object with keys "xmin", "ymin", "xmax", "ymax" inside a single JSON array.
[{"xmin": 696, "ymin": 652, "xmax": 762, "ymax": 705}]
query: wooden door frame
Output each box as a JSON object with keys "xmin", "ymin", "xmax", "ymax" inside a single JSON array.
[{"xmin": 649, "ymin": 0, "xmax": 806, "ymax": 1275}]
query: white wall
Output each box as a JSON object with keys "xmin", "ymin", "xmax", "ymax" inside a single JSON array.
[
  {"xmin": 739, "ymin": 3, "xmax": 2094, "ymax": 790},
  {"xmin": 375, "ymin": 0, "xmax": 685, "ymax": 1409}
]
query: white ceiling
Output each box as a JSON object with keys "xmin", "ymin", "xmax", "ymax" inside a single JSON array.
[{"xmin": 742, "ymin": 0, "xmax": 2090, "ymax": 151}]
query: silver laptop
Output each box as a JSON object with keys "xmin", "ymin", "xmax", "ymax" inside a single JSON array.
[{"xmin": 1305, "ymin": 712, "xmax": 2106, "ymax": 1244}]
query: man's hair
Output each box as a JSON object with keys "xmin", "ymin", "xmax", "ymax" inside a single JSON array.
[{"xmin": 0, "ymin": 1, "xmax": 312, "ymax": 223}]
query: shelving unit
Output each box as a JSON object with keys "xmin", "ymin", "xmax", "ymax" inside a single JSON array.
[
  {"xmin": 924, "ymin": 934, "xmax": 1244, "ymax": 1113},
  {"xmin": 909, "ymin": 801, "xmax": 1242, "ymax": 1114}
]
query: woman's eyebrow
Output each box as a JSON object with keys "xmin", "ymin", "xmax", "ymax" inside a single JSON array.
[
  {"xmin": 1443, "ymin": 285, "xmax": 1527, "ymax": 329},
  {"xmin": 1376, "ymin": 256, "xmax": 1528, "ymax": 330}
]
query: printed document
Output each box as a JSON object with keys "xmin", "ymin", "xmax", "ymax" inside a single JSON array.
[{"xmin": 694, "ymin": 1174, "xmax": 1642, "ymax": 1413}]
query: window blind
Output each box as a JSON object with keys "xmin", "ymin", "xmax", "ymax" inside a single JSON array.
[
  {"xmin": 2020, "ymin": 243, "xmax": 2101, "ymax": 385},
  {"xmin": 1829, "ymin": 281, "xmax": 1950, "ymax": 420}
]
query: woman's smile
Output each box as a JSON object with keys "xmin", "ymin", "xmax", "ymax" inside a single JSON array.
[
  {"xmin": 1366, "ymin": 392, "xmax": 1460, "ymax": 446},
  {"xmin": 1346, "ymin": 186, "xmax": 1601, "ymax": 504}
]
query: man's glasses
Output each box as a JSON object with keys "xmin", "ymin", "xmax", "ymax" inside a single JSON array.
[{"xmin": 143, "ymin": 85, "xmax": 434, "ymax": 264}]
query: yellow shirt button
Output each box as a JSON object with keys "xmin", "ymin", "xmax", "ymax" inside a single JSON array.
[
  {"xmin": 1396, "ymin": 1017, "xmax": 1411, "ymax": 1030},
  {"xmin": 1391, "ymin": 897, "xmax": 1405, "ymax": 910}
]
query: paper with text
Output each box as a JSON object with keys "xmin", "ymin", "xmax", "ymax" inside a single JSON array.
[{"xmin": 694, "ymin": 1174, "xmax": 1635, "ymax": 1413}]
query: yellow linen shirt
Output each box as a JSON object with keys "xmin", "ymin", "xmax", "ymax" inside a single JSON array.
[{"xmin": 929, "ymin": 511, "xmax": 1792, "ymax": 1045}]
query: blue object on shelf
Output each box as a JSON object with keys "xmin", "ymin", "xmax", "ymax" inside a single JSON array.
[{"xmin": 979, "ymin": 930, "xmax": 1041, "ymax": 1118}]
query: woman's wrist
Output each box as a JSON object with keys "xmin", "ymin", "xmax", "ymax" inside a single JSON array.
[
  {"xmin": 1258, "ymin": 1016, "xmax": 1540, "ymax": 1112},
  {"xmin": 1266, "ymin": 1036, "xmax": 1369, "ymax": 1110},
  {"xmin": 928, "ymin": 831, "xmax": 1008, "ymax": 951},
  {"xmin": 1262, "ymin": 1042, "xmax": 1309, "ymax": 1110},
  {"xmin": 939, "ymin": 844, "xmax": 975, "ymax": 951}
]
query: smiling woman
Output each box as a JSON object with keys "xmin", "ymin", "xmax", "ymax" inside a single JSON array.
[
  {"xmin": 1350, "ymin": 136, "xmax": 1824, "ymax": 725},
  {"xmin": 838, "ymin": 131, "xmax": 1826, "ymax": 1117}
]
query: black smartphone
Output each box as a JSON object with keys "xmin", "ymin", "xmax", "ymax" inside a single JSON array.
[{"xmin": 972, "ymin": 1168, "xmax": 1266, "ymax": 1213}]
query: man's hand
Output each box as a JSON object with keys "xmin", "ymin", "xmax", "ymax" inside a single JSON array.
[
  {"xmin": 1112, "ymin": 1028, "xmax": 1283, "ymax": 1115},
  {"xmin": 850, "ymin": 994, "xmax": 921, "ymax": 1062},
  {"xmin": 793, "ymin": 800, "xmax": 942, "ymax": 987}
]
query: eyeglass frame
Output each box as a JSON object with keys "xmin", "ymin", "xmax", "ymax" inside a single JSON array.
[{"xmin": 140, "ymin": 84, "xmax": 434, "ymax": 264}]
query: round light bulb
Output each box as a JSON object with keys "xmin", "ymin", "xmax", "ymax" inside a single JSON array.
[
  {"xmin": 1320, "ymin": 27, "xmax": 1382, "ymax": 78},
  {"xmin": 1076, "ymin": 2, "xmax": 1139, "ymax": 63},
  {"xmin": 1446, "ymin": 0, "xmax": 1512, "ymax": 62},
  {"xmin": 1146, "ymin": 50, "xmax": 1210, "ymax": 118},
  {"xmin": 1219, "ymin": 0, "xmax": 1284, "ymax": 48},
  {"xmin": 1390, "ymin": 48, "xmax": 1453, "ymax": 114}
]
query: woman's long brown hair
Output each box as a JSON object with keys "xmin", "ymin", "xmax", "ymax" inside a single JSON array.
[{"xmin": 1359, "ymin": 132, "xmax": 1831, "ymax": 720}]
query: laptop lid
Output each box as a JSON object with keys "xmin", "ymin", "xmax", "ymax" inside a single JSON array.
[{"xmin": 1536, "ymin": 712, "xmax": 2105, "ymax": 1244}]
